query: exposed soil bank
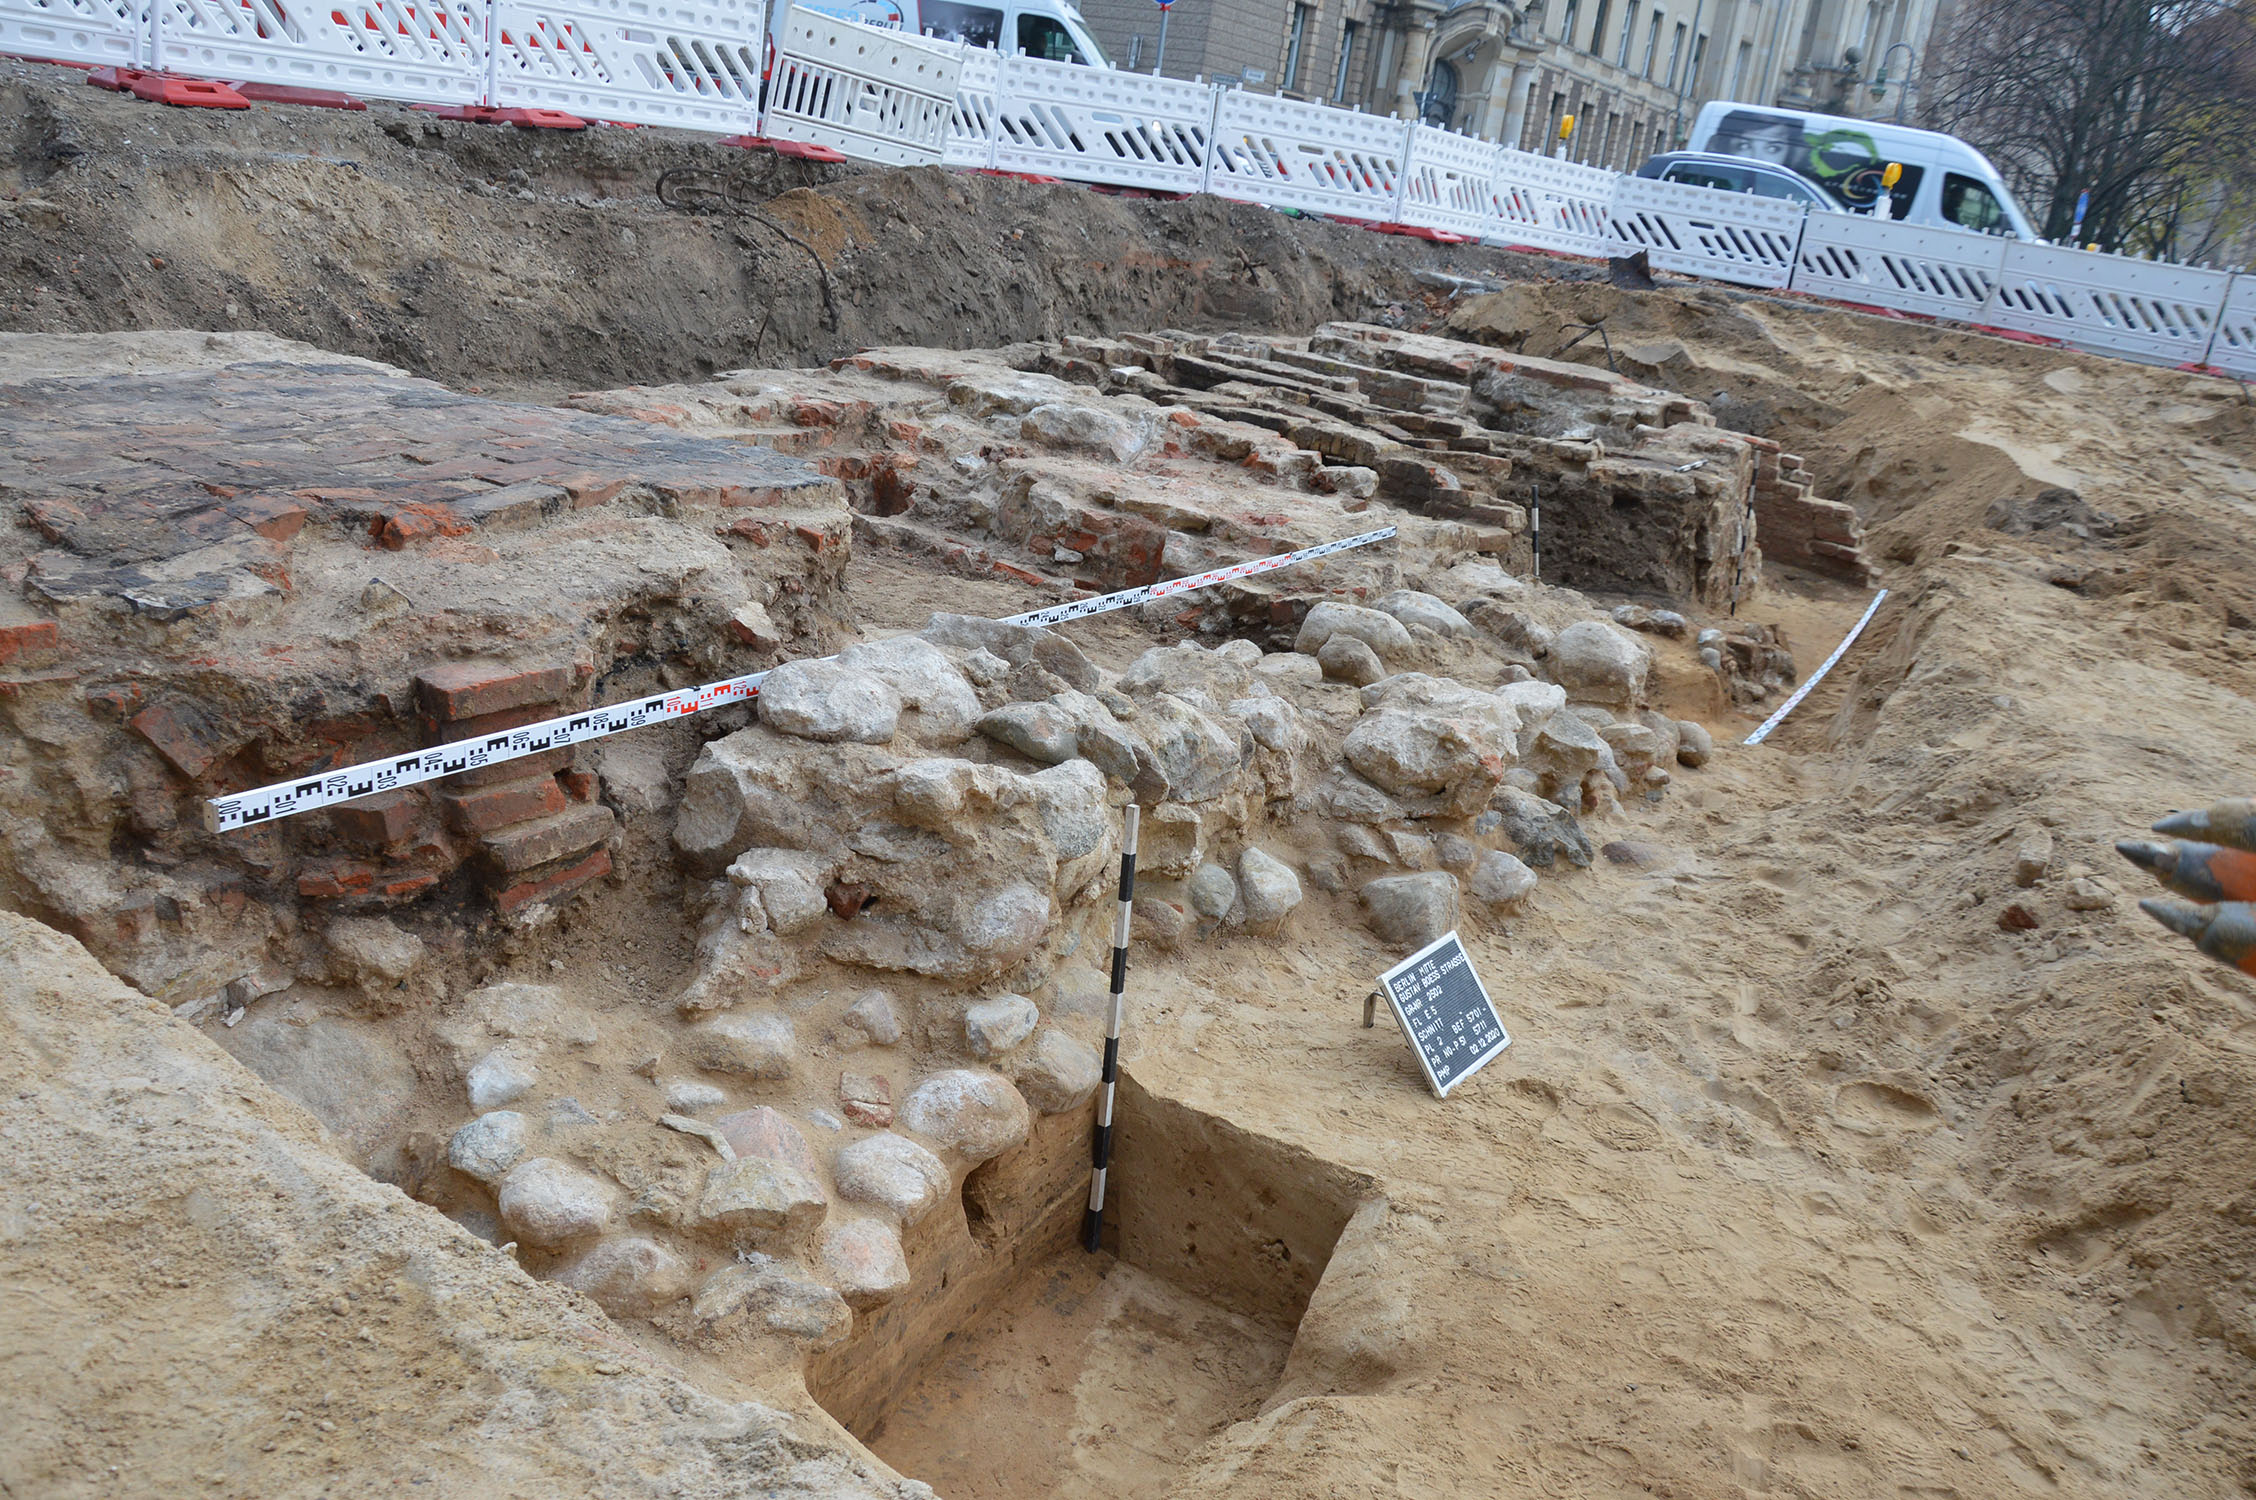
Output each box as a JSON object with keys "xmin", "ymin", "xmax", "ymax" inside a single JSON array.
[{"xmin": 0, "ymin": 59, "xmax": 1575, "ymax": 395}]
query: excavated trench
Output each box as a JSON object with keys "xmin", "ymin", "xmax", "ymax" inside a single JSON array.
[{"xmin": 808, "ymin": 1074, "xmax": 1374, "ymax": 1498}]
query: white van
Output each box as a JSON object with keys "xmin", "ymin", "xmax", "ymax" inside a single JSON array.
[
  {"xmin": 775, "ymin": 0, "xmax": 1112, "ymax": 66},
  {"xmin": 1687, "ymin": 101, "xmax": 2035, "ymax": 239}
]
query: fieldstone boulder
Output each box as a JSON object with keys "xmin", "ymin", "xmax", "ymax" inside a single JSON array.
[
  {"xmin": 1132, "ymin": 694, "xmax": 1245, "ymax": 802},
  {"xmin": 684, "ymin": 1011, "xmax": 796, "ymax": 1079},
  {"xmin": 551, "ymin": 1236, "xmax": 693, "ymax": 1319},
  {"xmin": 692, "ymin": 1254, "xmax": 852, "ymax": 1350},
  {"xmin": 756, "ymin": 659, "xmax": 902, "ymax": 743},
  {"xmin": 1016, "ymin": 1028, "xmax": 1102, "ymax": 1113},
  {"xmin": 832, "ymin": 1132, "xmax": 952, "ymax": 1224},
  {"xmin": 1487, "ymin": 787, "xmax": 1594, "ymax": 869},
  {"xmin": 697, "ymin": 1157, "xmax": 828, "ymax": 1244},
  {"xmin": 1374, "ymin": 590, "xmax": 1474, "ymax": 638},
  {"xmin": 1469, "ymin": 850, "xmax": 1539, "ymax": 911},
  {"xmin": 837, "ymin": 636, "xmax": 981, "ymax": 744},
  {"xmin": 1343, "ymin": 681, "xmax": 1520, "ymax": 810},
  {"xmin": 1132, "ymin": 895, "xmax": 1189, "ymax": 950},
  {"xmin": 1545, "ymin": 621, "xmax": 1650, "ymax": 710},
  {"xmin": 325, "ymin": 916, "xmax": 426, "ymax": 985},
  {"xmin": 1296, "ymin": 601, "xmax": 1414, "ymax": 661},
  {"xmin": 726, "ymin": 849, "xmax": 831, "ymax": 936},
  {"xmin": 1676, "ymin": 719, "xmax": 1714, "ymax": 767},
  {"xmin": 965, "ymin": 993, "xmax": 1040, "ymax": 1058},
  {"xmin": 447, "ymin": 1110, "xmax": 528, "ymax": 1183},
  {"xmin": 977, "ymin": 699, "xmax": 1080, "ymax": 763},
  {"xmin": 466, "ymin": 1050, "xmax": 535, "ymax": 1111},
  {"xmin": 1188, "ymin": 863, "xmax": 1238, "ymax": 920},
  {"xmin": 1318, "ymin": 634, "xmax": 1386, "ymax": 686},
  {"xmin": 1236, "ymin": 847, "xmax": 1303, "ymax": 929},
  {"xmin": 899, "ymin": 1069, "xmax": 1033, "ymax": 1161},
  {"xmin": 666, "ymin": 1079, "xmax": 726, "ymax": 1113},
  {"xmin": 496, "ymin": 1158, "xmax": 615, "ymax": 1247},
  {"xmin": 1523, "ymin": 710, "xmax": 1606, "ymax": 802},
  {"xmin": 1118, "ymin": 642, "xmax": 1254, "ymax": 704},
  {"xmin": 844, "ymin": 988, "xmax": 902, "ymax": 1046},
  {"xmin": 821, "ymin": 1217, "xmax": 913, "ymax": 1307},
  {"xmin": 714, "ymin": 1106, "xmax": 821, "ymax": 1176},
  {"xmin": 1360, "ymin": 872, "xmax": 1460, "ymax": 947},
  {"xmin": 1028, "ymin": 760, "xmax": 1110, "ymax": 860},
  {"xmin": 920, "ymin": 613, "xmax": 1100, "ymax": 692}
]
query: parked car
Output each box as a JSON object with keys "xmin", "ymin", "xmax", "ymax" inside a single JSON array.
[
  {"xmin": 1632, "ymin": 151, "xmax": 1839, "ymax": 212},
  {"xmin": 1685, "ymin": 101, "xmax": 2035, "ymax": 238}
]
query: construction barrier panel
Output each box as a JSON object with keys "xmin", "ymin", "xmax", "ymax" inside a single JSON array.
[
  {"xmin": 1397, "ymin": 123, "xmax": 1501, "ymax": 239},
  {"xmin": 1206, "ymin": 90, "xmax": 1408, "ymax": 222},
  {"xmin": 0, "ymin": 0, "xmax": 141, "ymax": 65},
  {"xmin": 942, "ymin": 44, "xmax": 998, "ymax": 167},
  {"xmin": 2209, "ymin": 273, "xmax": 2256, "ymax": 379},
  {"xmin": 489, "ymin": 0, "xmax": 761, "ymax": 128},
  {"xmin": 1984, "ymin": 238, "xmax": 2234, "ymax": 367},
  {"xmin": 983, "ymin": 51, "xmax": 1212, "ymax": 194},
  {"xmin": 152, "ymin": 0, "xmax": 485, "ymax": 104},
  {"xmin": 764, "ymin": 4, "xmax": 961, "ymax": 167},
  {"xmin": 1606, "ymin": 173, "xmax": 1805, "ymax": 289},
  {"xmin": 1484, "ymin": 148, "xmax": 1616, "ymax": 258},
  {"xmin": 1791, "ymin": 212, "xmax": 2008, "ymax": 321}
]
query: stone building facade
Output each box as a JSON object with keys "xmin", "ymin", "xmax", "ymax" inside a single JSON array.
[{"xmin": 1072, "ymin": 0, "xmax": 1945, "ymax": 168}]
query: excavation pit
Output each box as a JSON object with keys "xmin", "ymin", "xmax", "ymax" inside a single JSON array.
[{"xmin": 808, "ymin": 1074, "xmax": 1374, "ymax": 1500}]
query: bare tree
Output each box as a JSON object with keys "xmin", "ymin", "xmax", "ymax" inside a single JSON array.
[{"xmin": 1921, "ymin": 0, "xmax": 2256, "ymax": 254}]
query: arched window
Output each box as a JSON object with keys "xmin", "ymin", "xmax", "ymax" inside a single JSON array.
[{"xmin": 1420, "ymin": 59, "xmax": 1460, "ymax": 125}]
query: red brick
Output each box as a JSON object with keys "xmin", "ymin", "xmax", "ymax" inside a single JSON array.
[
  {"xmin": 375, "ymin": 504, "xmax": 476, "ymax": 550},
  {"xmin": 495, "ymin": 847, "xmax": 612, "ymax": 917},
  {"xmin": 415, "ymin": 659, "xmax": 581, "ymax": 722},
  {"xmin": 427, "ymin": 700, "xmax": 574, "ymax": 743},
  {"xmin": 558, "ymin": 473, "xmax": 634, "ymax": 509},
  {"xmin": 129, "ymin": 700, "xmax": 228, "ymax": 780},
  {"xmin": 795, "ymin": 524, "xmax": 834, "ymax": 551},
  {"xmin": 299, "ymin": 857, "xmax": 381, "ymax": 899},
  {"xmin": 559, "ymin": 769, "xmax": 598, "ymax": 802},
  {"xmin": 450, "ymin": 746, "xmax": 576, "ymax": 789},
  {"xmin": 441, "ymin": 774, "xmax": 566, "ymax": 834},
  {"xmin": 379, "ymin": 872, "xmax": 441, "ymax": 902},
  {"xmin": 0, "ymin": 621, "xmax": 60, "ymax": 666},
  {"xmin": 720, "ymin": 518, "xmax": 774, "ymax": 546},
  {"xmin": 332, "ymin": 789, "xmax": 427, "ymax": 847},
  {"xmin": 227, "ymin": 494, "xmax": 308, "ymax": 542},
  {"xmin": 481, "ymin": 804, "xmax": 615, "ymax": 875}
]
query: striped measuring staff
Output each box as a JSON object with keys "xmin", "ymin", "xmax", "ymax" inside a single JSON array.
[
  {"xmin": 203, "ymin": 525, "xmax": 1398, "ymax": 832},
  {"xmin": 1083, "ymin": 803, "xmax": 1138, "ymax": 1253},
  {"xmin": 1742, "ymin": 588, "xmax": 1889, "ymax": 747}
]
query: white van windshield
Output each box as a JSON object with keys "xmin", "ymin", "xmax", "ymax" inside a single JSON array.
[
  {"xmin": 925, "ymin": 0, "xmax": 1002, "ymax": 47},
  {"xmin": 1941, "ymin": 172, "xmax": 2010, "ymax": 234}
]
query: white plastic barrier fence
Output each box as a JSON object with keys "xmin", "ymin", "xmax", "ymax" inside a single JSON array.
[
  {"xmin": 1791, "ymin": 212, "xmax": 2006, "ymax": 321},
  {"xmin": 1607, "ymin": 173, "xmax": 1804, "ymax": 288},
  {"xmin": 983, "ymin": 51, "xmax": 1213, "ymax": 193},
  {"xmin": 1206, "ymin": 89, "xmax": 1408, "ymax": 222},
  {"xmin": 489, "ymin": 0, "xmax": 761, "ymax": 128},
  {"xmin": 1983, "ymin": 239, "xmax": 2234, "ymax": 367},
  {"xmin": 1485, "ymin": 148, "xmax": 1615, "ymax": 258},
  {"xmin": 763, "ymin": 5, "xmax": 961, "ymax": 166},
  {"xmin": 2210, "ymin": 275, "xmax": 2256, "ymax": 379},
  {"xmin": 942, "ymin": 45, "xmax": 998, "ymax": 167},
  {"xmin": 0, "ymin": 0, "xmax": 141, "ymax": 66},
  {"xmin": 153, "ymin": 0, "xmax": 485, "ymax": 102},
  {"xmin": 1397, "ymin": 123, "xmax": 1500, "ymax": 238}
]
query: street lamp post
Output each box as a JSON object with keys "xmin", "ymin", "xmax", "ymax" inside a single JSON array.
[{"xmin": 1868, "ymin": 40, "xmax": 1915, "ymax": 123}]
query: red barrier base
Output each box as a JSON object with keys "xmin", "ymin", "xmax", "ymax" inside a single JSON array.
[
  {"xmin": 1970, "ymin": 324, "xmax": 2067, "ymax": 348},
  {"xmin": 720, "ymin": 135, "xmax": 850, "ymax": 162},
  {"xmin": 976, "ymin": 168, "xmax": 1067, "ymax": 185},
  {"xmin": 411, "ymin": 103, "xmax": 587, "ymax": 129},
  {"xmin": 2, "ymin": 52, "xmax": 95, "ymax": 68},
  {"xmin": 90, "ymin": 67, "xmax": 250, "ymax": 108},
  {"xmin": 233, "ymin": 81, "xmax": 367, "ymax": 110}
]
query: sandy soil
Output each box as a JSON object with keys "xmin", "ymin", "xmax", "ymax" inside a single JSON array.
[{"xmin": 6, "ymin": 124, "xmax": 2256, "ymax": 1495}]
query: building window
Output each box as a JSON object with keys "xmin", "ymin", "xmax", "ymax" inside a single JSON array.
[
  {"xmin": 1547, "ymin": 88, "xmax": 1567, "ymax": 151},
  {"xmin": 1282, "ymin": 3, "xmax": 1312, "ymax": 91},
  {"xmin": 1641, "ymin": 9, "xmax": 1661, "ymax": 76},
  {"xmin": 1688, "ymin": 30, "xmax": 1707, "ymax": 90},
  {"xmin": 1629, "ymin": 118, "xmax": 1646, "ymax": 164},
  {"xmin": 1420, "ymin": 59, "xmax": 1459, "ymax": 125},
  {"xmin": 1333, "ymin": 19, "xmax": 1357, "ymax": 100},
  {"xmin": 1729, "ymin": 38, "xmax": 1751, "ymax": 98},
  {"xmin": 1588, "ymin": 0, "xmax": 1610, "ymax": 53},
  {"xmin": 1665, "ymin": 20, "xmax": 1685, "ymax": 86},
  {"xmin": 1616, "ymin": 2, "xmax": 1637, "ymax": 65},
  {"xmin": 1560, "ymin": 0, "xmax": 1580, "ymax": 45}
]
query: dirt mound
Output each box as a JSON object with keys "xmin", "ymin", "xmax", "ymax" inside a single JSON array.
[{"xmin": 0, "ymin": 59, "xmax": 1579, "ymax": 397}]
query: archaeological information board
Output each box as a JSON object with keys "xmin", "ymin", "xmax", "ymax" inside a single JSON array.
[{"xmin": 1376, "ymin": 931, "xmax": 1511, "ymax": 1098}]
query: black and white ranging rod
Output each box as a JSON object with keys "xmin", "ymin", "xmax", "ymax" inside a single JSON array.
[
  {"xmin": 1530, "ymin": 485, "xmax": 1541, "ymax": 583},
  {"xmin": 1083, "ymin": 803, "xmax": 1138, "ymax": 1253},
  {"xmin": 201, "ymin": 526, "xmax": 1397, "ymax": 833}
]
